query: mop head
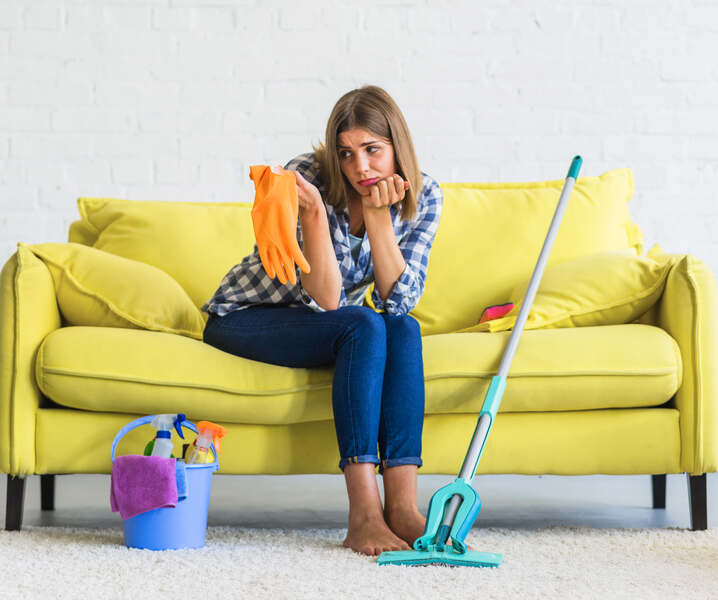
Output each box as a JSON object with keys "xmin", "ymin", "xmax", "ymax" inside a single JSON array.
[
  {"xmin": 377, "ymin": 478, "xmax": 502, "ymax": 567},
  {"xmin": 377, "ymin": 546, "xmax": 503, "ymax": 568}
]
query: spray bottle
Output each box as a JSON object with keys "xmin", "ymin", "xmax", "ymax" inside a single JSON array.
[
  {"xmin": 143, "ymin": 414, "xmax": 187, "ymax": 458},
  {"xmin": 187, "ymin": 421, "xmax": 227, "ymax": 464}
]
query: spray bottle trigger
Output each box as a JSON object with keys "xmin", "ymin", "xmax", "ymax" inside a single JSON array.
[{"xmin": 174, "ymin": 414, "xmax": 187, "ymax": 439}]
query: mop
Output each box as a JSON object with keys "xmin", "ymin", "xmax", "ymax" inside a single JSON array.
[{"xmin": 378, "ymin": 156, "xmax": 583, "ymax": 567}]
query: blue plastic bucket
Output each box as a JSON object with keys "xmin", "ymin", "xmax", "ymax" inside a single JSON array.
[{"xmin": 111, "ymin": 415, "xmax": 219, "ymax": 551}]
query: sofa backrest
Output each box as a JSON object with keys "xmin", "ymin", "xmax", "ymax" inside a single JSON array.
[{"xmin": 68, "ymin": 167, "xmax": 642, "ymax": 335}]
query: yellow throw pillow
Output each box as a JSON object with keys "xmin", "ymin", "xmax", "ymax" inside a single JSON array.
[
  {"xmin": 24, "ymin": 242, "xmax": 206, "ymax": 339},
  {"xmin": 457, "ymin": 249, "xmax": 679, "ymax": 333},
  {"xmin": 405, "ymin": 167, "xmax": 644, "ymax": 336},
  {"xmin": 68, "ymin": 197, "xmax": 256, "ymax": 311}
]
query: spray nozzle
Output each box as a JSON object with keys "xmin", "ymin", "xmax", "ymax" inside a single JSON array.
[
  {"xmin": 195, "ymin": 421, "xmax": 227, "ymax": 454},
  {"xmin": 150, "ymin": 414, "xmax": 187, "ymax": 439}
]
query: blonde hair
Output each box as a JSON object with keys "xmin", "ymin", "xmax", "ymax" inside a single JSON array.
[{"xmin": 312, "ymin": 85, "xmax": 422, "ymax": 221}]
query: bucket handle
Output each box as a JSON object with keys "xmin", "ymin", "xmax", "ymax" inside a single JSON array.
[{"xmin": 111, "ymin": 415, "xmax": 218, "ymax": 468}]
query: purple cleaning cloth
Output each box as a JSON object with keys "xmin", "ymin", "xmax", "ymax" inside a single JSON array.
[{"xmin": 110, "ymin": 455, "xmax": 178, "ymax": 520}]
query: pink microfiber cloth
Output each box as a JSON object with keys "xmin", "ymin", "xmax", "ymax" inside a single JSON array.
[
  {"xmin": 110, "ymin": 455, "xmax": 178, "ymax": 520},
  {"xmin": 479, "ymin": 302, "xmax": 515, "ymax": 324}
]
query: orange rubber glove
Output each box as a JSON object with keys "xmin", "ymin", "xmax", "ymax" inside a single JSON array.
[{"xmin": 249, "ymin": 165, "xmax": 311, "ymax": 285}]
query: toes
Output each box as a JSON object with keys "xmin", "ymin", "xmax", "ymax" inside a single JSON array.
[{"xmin": 390, "ymin": 539, "xmax": 411, "ymax": 552}]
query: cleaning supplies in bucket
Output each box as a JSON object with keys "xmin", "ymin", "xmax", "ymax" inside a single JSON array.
[
  {"xmin": 110, "ymin": 415, "xmax": 221, "ymax": 550},
  {"xmin": 187, "ymin": 421, "xmax": 227, "ymax": 464}
]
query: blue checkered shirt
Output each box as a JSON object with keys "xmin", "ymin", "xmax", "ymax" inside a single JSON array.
[{"xmin": 201, "ymin": 152, "xmax": 443, "ymax": 317}]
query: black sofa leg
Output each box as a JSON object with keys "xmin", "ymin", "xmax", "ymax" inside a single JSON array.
[
  {"xmin": 41, "ymin": 474, "xmax": 55, "ymax": 511},
  {"xmin": 5, "ymin": 475, "xmax": 25, "ymax": 531},
  {"xmin": 652, "ymin": 474, "xmax": 666, "ymax": 509},
  {"xmin": 687, "ymin": 473, "xmax": 708, "ymax": 531}
]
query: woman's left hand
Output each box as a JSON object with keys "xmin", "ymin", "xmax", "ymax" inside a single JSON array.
[{"xmin": 363, "ymin": 174, "xmax": 410, "ymax": 211}]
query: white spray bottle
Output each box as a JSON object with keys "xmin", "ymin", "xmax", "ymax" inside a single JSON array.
[{"xmin": 146, "ymin": 414, "xmax": 186, "ymax": 458}]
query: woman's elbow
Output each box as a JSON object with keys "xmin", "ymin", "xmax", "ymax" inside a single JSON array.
[
  {"xmin": 319, "ymin": 292, "xmax": 341, "ymax": 311},
  {"xmin": 310, "ymin": 286, "xmax": 341, "ymax": 312}
]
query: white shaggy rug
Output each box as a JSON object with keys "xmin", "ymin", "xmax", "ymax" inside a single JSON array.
[{"xmin": 2, "ymin": 525, "xmax": 718, "ymax": 599}]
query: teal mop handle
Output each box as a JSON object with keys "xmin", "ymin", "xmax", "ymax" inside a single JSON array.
[
  {"xmin": 458, "ymin": 155, "xmax": 582, "ymax": 483},
  {"xmin": 433, "ymin": 157, "xmax": 583, "ymax": 544}
]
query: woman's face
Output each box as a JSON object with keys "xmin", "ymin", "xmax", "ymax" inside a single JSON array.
[{"xmin": 336, "ymin": 127, "xmax": 396, "ymax": 198}]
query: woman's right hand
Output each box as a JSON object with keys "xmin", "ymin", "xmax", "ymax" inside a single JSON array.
[{"xmin": 287, "ymin": 168, "xmax": 323, "ymax": 218}]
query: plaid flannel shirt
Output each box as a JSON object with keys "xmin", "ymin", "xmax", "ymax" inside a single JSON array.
[{"xmin": 201, "ymin": 152, "xmax": 443, "ymax": 317}]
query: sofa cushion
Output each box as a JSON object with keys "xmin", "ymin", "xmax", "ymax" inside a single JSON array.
[
  {"xmin": 409, "ymin": 167, "xmax": 644, "ymax": 335},
  {"xmin": 36, "ymin": 324, "xmax": 681, "ymax": 425},
  {"xmin": 68, "ymin": 197, "xmax": 256, "ymax": 311},
  {"xmin": 24, "ymin": 242, "xmax": 205, "ymax": 340},
  {"xmin": 459, "ymin": 249, "xmax": 679, "ymax": 334}
]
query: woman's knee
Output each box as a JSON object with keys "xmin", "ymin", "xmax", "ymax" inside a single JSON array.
[
  {"xmin": 382, "ymin": 312, "xmax": 421, "ymax": 340},
  {"xmin": 339, "ymin": 305, "xmax": 386, "ymax": 345}
]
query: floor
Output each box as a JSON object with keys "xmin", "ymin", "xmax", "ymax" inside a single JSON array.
[{"xmin": 2, "ymin": 472, "xmax": 716, "ymax": 531}]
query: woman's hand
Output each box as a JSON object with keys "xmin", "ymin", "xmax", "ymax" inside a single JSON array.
[
  {"xmin": 362, "ymin": 174, "xmax": 410, "ymax": 211},
  {"xmin": 278, "ymin": 167, "xmax": 323, "ymax": 218}
]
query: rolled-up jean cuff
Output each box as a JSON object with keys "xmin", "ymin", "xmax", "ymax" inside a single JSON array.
[
  {"xmin": 378, "ymin": 457, "xmax": 423, "ymax": 475},
  {"xmin": 338, "ymin": 455, "xmax": 381, "ymax": 472}
]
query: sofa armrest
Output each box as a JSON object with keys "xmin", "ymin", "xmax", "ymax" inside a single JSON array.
[
  {"xmin": 0, "ymin": 244, "xmax": 62, "ymax": 475},
  {"xmin": 653, "ymin": 253, "xmax": 718, "ymax": 475}
]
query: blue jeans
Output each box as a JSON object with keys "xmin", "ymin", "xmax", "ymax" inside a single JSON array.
[{"xmin": 203, "ymin": 304, "xmax": 425, "ymax": 474}]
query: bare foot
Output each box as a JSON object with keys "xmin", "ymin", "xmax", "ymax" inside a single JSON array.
[
  {"xmin": 384, "ymin": 506, "xmax": 474, "ymax": 550},
  {"xmin": 342, "ymin": 515, "xmax": 411, "ymax": 556},
  {"xmin": 384, "ymin": 505, "xmax": 427, "ymax": 547}
]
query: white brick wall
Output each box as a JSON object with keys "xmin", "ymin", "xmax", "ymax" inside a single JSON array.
[{"xmin": 1, "ymin": 0, "xmax": 717, "ymax": 274}]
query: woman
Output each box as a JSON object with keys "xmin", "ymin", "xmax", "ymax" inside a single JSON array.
[{"xmin": 201, "ymin": 85, "xmax": 443, "ymax": 556}]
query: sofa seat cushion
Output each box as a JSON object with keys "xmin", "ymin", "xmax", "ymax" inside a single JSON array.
[{"xmin": 36, "ymin": 324, "xmax": 681, "ymax": 425}]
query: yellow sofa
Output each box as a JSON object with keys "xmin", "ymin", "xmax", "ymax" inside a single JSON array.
[{"xmin": 2, "ymin": 167, "xmax": 717, "ymax": 531}]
